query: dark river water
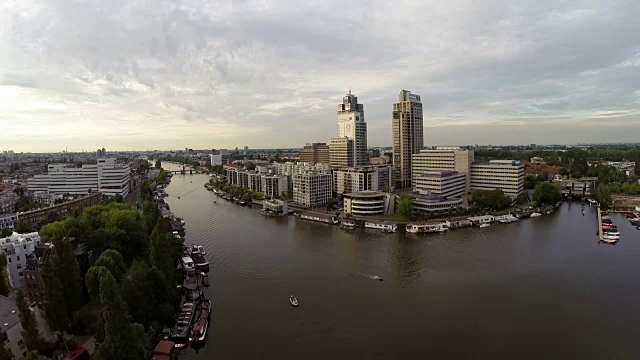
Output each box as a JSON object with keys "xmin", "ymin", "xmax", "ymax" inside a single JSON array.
[{"xmin": 162, "ymin": 164, "xmax": 640, "ymax": 359}]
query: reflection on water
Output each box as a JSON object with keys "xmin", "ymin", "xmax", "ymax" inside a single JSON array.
[{"xmin": 161, "ymin": 164, "xmax": 640, "ymax": 359}]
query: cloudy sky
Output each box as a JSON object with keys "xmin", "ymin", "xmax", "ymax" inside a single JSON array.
[{"xmin": 1, "ymin": 0, "xmax": 639, "ymax": 152}]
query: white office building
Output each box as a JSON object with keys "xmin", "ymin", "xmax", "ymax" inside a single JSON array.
[
  {"xmin": 392, "ymin": 90, "xmax": 423, "ymax": 189},
  {"xmin": 27, "ymin": 158, "xmax": 130, "ymax": 197},
  {"xmin": 343, "ymin": 191, "xmax": 394, "ymax": 216},
  {"xmin": 273, "ymin": 162, "xmax": 330, "ymax": 176},
  {"xmin": 333, "ymin": 165, "xmax": 395, "ymax": 196},
  {"xmin": 413, "ymin": 170, "xmax": 467, "ymax": 199},
  {"xmin": 262, "ymin": 175, "xmax": 288, "ymax": 198},
  {"xmin": 293, "ymin": 173, "xmax": 332, "ymax": 208},
  {"xmin": 470, "ymin": 160, "xmax": 525, "ymax": 198},
  {"xmin": 412, "ymin": 147, "xmax": 475, "ymax": 193},
  {"xmin": 0, "ymin": 232, "xmax": 40, "ymax": 289},
  {"xmin": 210, "ymin": 154, "xmax": 223, "ymax": 165}
]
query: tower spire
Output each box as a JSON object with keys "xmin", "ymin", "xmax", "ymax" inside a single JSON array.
[{"xmin": 348, "ymin": 86, "xmax": 351, "ymax": 95}]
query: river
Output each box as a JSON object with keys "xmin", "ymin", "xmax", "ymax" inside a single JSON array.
[{"xmin": 161, "ymin": 164, "xmax": 640, "ymax": 359}]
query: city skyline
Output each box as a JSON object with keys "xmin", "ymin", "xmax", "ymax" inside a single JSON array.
[{"xmin": 2, "ymin": 1, "xmax": 640, "ymax": 152}]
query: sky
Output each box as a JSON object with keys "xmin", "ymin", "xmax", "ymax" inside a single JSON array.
[{"xmin": 1, "ymin": 0, "xmax": 639, "ymax": 152}]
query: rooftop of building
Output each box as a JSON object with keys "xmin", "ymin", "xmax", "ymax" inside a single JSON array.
[
  {"xmin": 472, "ymin": 160, "xmax": 521, "ymax": 166},
  {"xmin": 402, "ymin": 192, "xmax": 463, "ymax": 203},
  {"xmin": 0, "ymin": 231, "xmax": 40, "ymax": 245},
  {"xmin": 0, "ymin": 295, "xmax": 20, "ymax": 331},
  {"xmin": 416, "ymin": 170, "xmax": 462, "ymax": 177}
]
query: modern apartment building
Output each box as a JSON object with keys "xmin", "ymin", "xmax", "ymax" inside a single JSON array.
[
  {"xmin": 470, "ymin": 160, "xmax": 525, "ymax": 198},
  {"xmin": 209, "ymin": 154, "xmax": 223, "ymax": 165},
  {"xmin": 392, "ymin": 90, "xmax": 423, "ymax": 189},
  {"xmin": 292, "ymin": 173, "xmax": 332, "ymax": 208},
  {"xmin": 300, "ymin": 143, "xmax": 330, "ymax": 165},
  {"xmin": 273, "ymin": 162, "xmax": 331, "ymax": 176},
  {"xmin": 413, "ymin": 170, "xmax": 467, "ymax": 198},
  {"xmin": 262, "ymin": 175, "xmax": 288, "ymax": 198},
  {"xmin": 329, "ymin": 137, "xmax": 354, "ymax": 168},
  {"xmin": 336, "ymin": 91, "xmax": 368, "ymax": 166},
  {"xmin": 343, "ymin": 191, "xmax": 394, "ymax": 216},
  {"xmin": 332, "ymin": 165, "xmax": 395, "ymax": 196},
  {"xmin": 27, "ymin": 158, "xmax": 131, "ymax": 197},
  {"xmin": 0, "ymin": 232, "xmax": 40, "ymax": 289},
  {"xmin": 412, "ymin": 146, "xmax": 475, "ymax": 193}
]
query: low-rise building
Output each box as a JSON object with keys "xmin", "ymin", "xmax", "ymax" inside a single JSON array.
[
  {"xmin": 17, "ymin": 193, "xmax": 103, "ymax": 231},
  {"xmin": 333, "ymin": 165, "xmax": 395, "ymax": 196},
  {"xmin": 343, "ymin": 191, "xmax": 394, "ymax": 216},
  {"xmin": 470, "ymin": 160, "xmax": 525, "ymax": 198},
  {"xmin": 412, "ymin": 146, "xmax": 474, "ymax": 193},
  {"xmin": 293, "ymin": 173, "xmax": 332, "ymax": 208},
  {"xmin": 23, "ymin": 244, "xmax": 51, "ymax": 303},
  {"xmin": 0, "ymin": 214, "xmax": 17, "ymax": 232},
  {"xmin": 0, "ymin": 192, "xmax": 17, "ymax": 215},
  {"xmin": 0, "ymin": 295, "xmax": 53, "ymax": 360},
  {"xmin": 404, "ymin": 193, "xmax": 464, "ymax": 213},
  {"xmin": 263, "ymin": 199, "xmax": 288, "ymax": 214},
  {"xmin": 0, "ymin": 232, "xmax": 40, "ymax": 289}
]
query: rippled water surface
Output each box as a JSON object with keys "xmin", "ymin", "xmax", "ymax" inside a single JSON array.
[{"xmin": 162, "ymin": 166, "xmax": 640, "ymax": 359}]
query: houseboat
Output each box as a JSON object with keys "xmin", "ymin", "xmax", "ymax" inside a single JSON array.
[
  {"xmin": 191, "ymin": 253, "xmax": 209, "ymax": 273},
  {"xmin": 364, "ymin": 221, "xmax": 397, "ymax": 232},
  {"xmin": 406, "ymin": 222, "xmax": 448, "ymax": 233},
  {"xmin": 181, "ymin": 257, "xmax": 196, "ymax": 276},
  {"xmin": 189, "ymin": 299, "xmax": 212, "ymax": 343},
  {"xmin": 446, "ymin": 217, "xmax": 472, "ymax": 229},
  {"xmin": 300, "ymin": 213, "xmax": 340, "ymax": 225},
  {"xmin": 496, "ymin": 214, "xmax": 519, "ymax": 224},
  {"xmin": 341, "ymin": 219, "xmax": 356, "ymax": 230},
  {"xmin": 468, "ymin": 215, "xmax": 496, "ymax": 226},
  {"xmin": 170, "ymin": 302, "xmax": 196, "ymax": 348}
]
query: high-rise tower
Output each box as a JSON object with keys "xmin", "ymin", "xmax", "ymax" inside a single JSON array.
[
  {"xmin": 336, "ymin": 90, "xmax": 368, "ymax": 166},
  {"xmin": 392, "ymin": 90, "xmax": 423, "ymax": 189}
]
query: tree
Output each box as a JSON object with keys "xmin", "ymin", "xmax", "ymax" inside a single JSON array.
[
  {"xmin": 0, "ymin": 254, "xmax": 9, "ymax": 297},
  {"xmin": 524, "ymin": 175, "xmax": 538, "ymax": 190},
  {"xmin": 0, "ymin": 343, "xmax": 13, "ymax": 360},
  {"xmin": 16, "ymin": 220, "xmax": 33, "ymax": 234},
  {"xmin": 90, "ymin": 267, "xmax": 148, "ymax": 360},
  {"xmin": 12, "ymin": 187, "xmax": 25, "ymax": 198},
  {"xmin": 245, "ymin": 162, "xmax": 256, "ymax": 171},
  {"xmin": 155, "ymin": 159, "xmax": 162, "ymax": 169},
  {"xmin": 16, "ymin": 290, "xmax": 46, "ymax": 353},
  {"xmin": 94, "ymin": 250, "xmax": 126, "ymax": 283},
  {"xmin": 532, "ymin": 182, "xmax": 562, "ymax": 206},
  {"xmin": 51, "ymin": 237, "xmax": 83, "ymax": 315},
  {"xmin": 122, "ymin": 261, "xmax": 174, "ymax": 328},
  {"xmin": 25, "ymin": 352, "xmax": 49, "ymax": 360},
  {"xmin": 397, "ymin": 195, "xmax": 414, "ymax": 220},
  {"xmin": 470, "ymin": 189, "xmax": 511, "ymax": 210},
  {"xmin": 595, "ymin": 184, "xmax": 612, "ymax": 210},
  {"xmin": 0, "ymin": 228, "xmax": 12, "ymax": 237},
  {"xmin": 41, "ymin": 255, "xmax": 69, "ymax": 332},
  {"xmin": 326, "ymin": 198, "xmax": 335, "ymax": 211},
  {"xmin": 635, "ymin": 157, "xmax": 640, "ymax": 177}
]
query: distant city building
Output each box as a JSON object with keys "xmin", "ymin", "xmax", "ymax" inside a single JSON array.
[
  {"xmin": 300, "ymin": 143, "xmax": 330, "ymax": 165},
  {"xmin": 470, "ymin": 160, "xmax": 525, "ymax": 198},
  {"xmin": 0, "ymin": 192, "xmax": 17, "ymax": 215},
  {"xmin": 412, "ymin": 147, "xmax": 474, "ymax": 193},
  {"xmin": 27, "ymin": 158, "xmax": 131, "ymax": 197},
  {"xmin": 530, "ymin": 157, "xmax": 545, "ymax": 164},
  {"xmin": 0, "ymin": 214, "xmax": 17, "ymax": 232},
  {"xmin": 332, "ymin": 165, "xmax": 395, "ymax": 196},
  {"xmin": 292, "ymin": 173, "xmax": 332, "ymax": 208},
  {"xmin": 96, "ymin": 148, "xmax": 107, "ymax": 158},
  {"xmin": 392, "ymin": 90, "xmax": 423, "ymax": 189},
  {"xmin": 329, "ymin": 137, "xmax": 354, "ymax": 168},
  {"xmin": 210, "ymin": 154, "xmax": 223, "ymax": 166},
  {"xmin": 273, "ymin": 162, "xmax": 331, "ymax": 176},
  {"xmin": 343, "ymin": 191, "xmax": 394, "ymax": 216},
  {"xmin": 0, "ymin": 232, "xmax": 40, "ymax": 289},
  {"xmin": 243, "ymin": 146, "xmax": 249, "ymax": 155},
  {"xmin": 336, "ymin": 91, "xmax": 368, "ymax": 166}
]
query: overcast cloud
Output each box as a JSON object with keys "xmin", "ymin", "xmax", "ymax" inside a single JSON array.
[{"xmin": 1, "ymin": 0, "xmax": 639, "ymax": 152}]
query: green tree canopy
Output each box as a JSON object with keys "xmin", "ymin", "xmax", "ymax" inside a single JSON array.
[
  {"xmin": 532, "ymin": 182, "xmax": 562, "ymax": 206},
  {"xmin": 16, "ymin": 220, "xmax": 33, "ymax": 234},
  {"xmin": 0, "ymin": 343, "xmax": 14, "ymax": 360},
  {"xmin": 122, "ymin": 261, "xmax": 175, "ymax": 328},
  {"xmin": 595, "ymin": 184, "xmax": 613, "ymax": 210},
  {"xmin": 16, "ymin": 290, "xmax": 46, "ymax": 353},
  {"xmin": 41, "ymin": 254, "xmax": 70, "ymax": 332},
  {"xmin": 397, "ymin": 195, "xmax": 414, "ymax": 220},
  {"xmin": 470, "ymin": 189, "xmax": 512, "ymax": 210},
  {"xmin": 0, "ymin": 228, "xmax": 12, "ymax": 238},
  {"xmin": 94, "ymin": 250, "xmax": 127, "ymax": 283},
  {"xmin": 25, "ymin": 352, "xmax": 49, "ymax": 360}
]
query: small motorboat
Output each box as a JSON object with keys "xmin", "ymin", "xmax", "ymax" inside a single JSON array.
[
  {"xmin": 530, "ymin": 212, "xmax": 542, "ymax": 217},
  {"xmin": 479, "ymin": 223, "xmax": 490, "ymax": 228},
  {"xmin": 201, "ymin": 272, "xmax": 209, "ymax": 287},
  {"xmin": 289, "ymin": 295, "xmax": 299, "ymax": 307},
  {"xmin": 624, "ymin": 213, "xmax": 635, "ymax": 218},
  {"xmin": 198, "ymin": 246, "xmax": 205, "ymax": 255},
  {"xmin": 371, "ymin": 275, "xmax": 383, "ymax": 281}
]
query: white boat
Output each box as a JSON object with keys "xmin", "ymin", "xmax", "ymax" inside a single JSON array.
[
  {"xmin": 198, "ymin": 245, "xmax": 205, "ymax": 255},
  {"xmin": 371, "ymin": 275, "xmax": 384, "ymax": 281},
  {"xmin": 530, "ymin": 212, "xmax": 542, "ymax": 217},
  {"xmin": 479, "ymin": 223, "xmax": 490, "ymax": 228},
  {"xmin": 604, "ymin": 231, "xmax": 620, "ymax": 236},
  {"xmin": 289, "ymin": 295, "xmax": 299, "ymax": 307},
  {"xmin": 601, "ymin": 236, "xmax": 619, "ymax": 244}
]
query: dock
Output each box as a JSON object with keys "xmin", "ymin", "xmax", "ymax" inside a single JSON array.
[{"xmin": 597, "ymin": 207, "xmax": 604, "ymax": 242}]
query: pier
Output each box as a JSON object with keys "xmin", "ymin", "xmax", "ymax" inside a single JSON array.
[{"xmin": 597, "ymin": 207, "xmax": 604, "ymax": 242}]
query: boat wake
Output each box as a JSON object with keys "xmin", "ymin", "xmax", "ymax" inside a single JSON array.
[{"xmin": 359, "ymin": 272, "xmax": 384, "ymax": 281}]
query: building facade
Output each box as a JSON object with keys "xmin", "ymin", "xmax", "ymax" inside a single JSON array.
[
  {"xmin": 262, "ymin": 175, "xmax": 288, "ymax": 198},
  {"xmin": 333, "ymin": 165, "xmax": 395, "ymax": 196},
  {"xmin": 272, "ymin": 162, "xmax": 330, "ymax": 176},
  {"xmin": 0, "ymin": 214, "xmax": 17, "ymax": 232},
  {"xmin": 329, "ymin": 137, "xmax": 354, "ymax": 168},
  {"xmin": 27, "ymin": 158, "xmax": 130, "ymax": 197},
  {"xmin": 412, "ymin": 147, "xmax": 475, "ymax": 193},
  {"xmin": 343, "ymin": 191, "xmax": 394, "ymax": 216},
  {"xmin": 17, "ymin": 193, "xmax": 103, "ymax": 231},
  {"xmin": 292, "ymin": 173, "xmax": 332, "ymax": 208},
  {"xmin": 413, "ymin": 170, "xmax": 467, "ymax": 199},
  {"xmin": 336, "ymin": 91, "xmax": 368, "ymax": 166},
  {"xmin": 406, "ymin": 193, "xmax": 464, "ymax": 213},
  {"xmin": 0, "ymin": 192, "xmax": 17, "ymax": 215},
  {"xmin": 299, "ymin": 143, "xmax": 330, "ymax": 165},
  {"xmin": 392, "ymin": 90, "xmax": 423, "ymax": 189},
  {"xmin": 470, "ymin": 160, "xmax": 525, "ymax": 198},
  {"xmin": 0, "ymin": 232, "xmax": 40, "ymax": 289},
  {"xmin": 210, "ymin": 154, "xmax": 223, "ymax": 165}
]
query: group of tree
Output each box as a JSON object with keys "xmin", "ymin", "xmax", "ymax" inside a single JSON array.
[
  {"xmin": 595, "ymin": 184, "xmax": 613, "ymax": 210},
  {"xmin": 532, "ymin": 182, "xmax": 562, "ymax": 206},
  {"xmin": 396, "ymin": 194, "xmax": 414, "ymax": 221},
  {"xmin": 470, "ymin": 189, "xmax": 512, "ymax": 211},
  {"xmin": 524, "ymin": 173, "xmax": 551, "ymax": 190},
  {"xmin": 29, "ymin": 188, "xmax": 185, "ymax": 359},
  {"xmin": 214, "ymin": 180, "xmax": 263, "ymax": 201},
  {"xmin": 209, "ymin": 164, "xmax": 225, "ymax": 175}
]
